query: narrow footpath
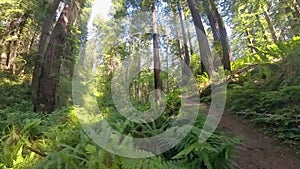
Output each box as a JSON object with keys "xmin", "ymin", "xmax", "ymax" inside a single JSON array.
[{"xmin": 218, "ymin": 111, "xmax": 300, "ymax": 169}]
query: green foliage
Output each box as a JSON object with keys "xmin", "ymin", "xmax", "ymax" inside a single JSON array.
[
  {"xmin": 227, "ymin": 41, "xmax": 300, "ymax": 145},
  {"xmin": 0, "ymin": 71, "xmax": 238, "ymax": 169},
  {"xmin": 0, "ymin": 71, "xmax": 31, "ymax": 109},
  {"xmin": 0, "ymin": 105, "xmax": 237, "ymax": 169},
  {"xmin": 0, "ymin": 0, "xmax": 48, "ymax": 73},
  {"xmin": 169, "ymin": 117, "xmax": 240, "ymax": 169}
]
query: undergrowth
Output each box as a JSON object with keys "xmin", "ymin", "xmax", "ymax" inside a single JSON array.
[
  {"xmin": 226, "ymin": 37, "xmax": 300, "ymax": 146},
  {"xmin": 0, "ymin": 72, "xmax": 238, "ymax": 169}
]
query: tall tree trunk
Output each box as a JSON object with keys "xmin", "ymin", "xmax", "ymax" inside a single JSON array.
[
  {"xmin": 187, "ymin": 0, "xmax": 214, "ymax": 75},
  {"xmin": 178, "ymin": 1, "xmax": 191, "ymax": 84},
  {"xmin": 178, "ymin": 1, "xmax": 190, "ymax": 67},
  {"xmin": 32, "ymin": 0, "xmax": 61, "ymax": 112},
  {"xmin": 184, "ymin": 14, "xmax": 193, "ymax": 55},
  {"xmin": 203, "ymin": 0, "xmax": 221, "ymax": 75},
  {"xmin": 152, "ymin": 4, "xmax": 162, "ymax": 104},
  {"xmin": 203, "ymin": 0, "xmax": 220, "ymax": 44},
  {"xmin": 209, "ymin": 0, "xmax": 231, "ymax": 71},
  {"xmin": 35, "ymin": 2, "xmax": 75, "ymax": 112},
  {"xmin": 173, "ymin": 10, "xmax": 184, "ymax": 60},
  {"xmin": 263, "ymin": 11, "xmax": 277, "ymax": 43},
  {"xmin": 184, "ymin": 13, "xmax": 205, "ymax": 74}
]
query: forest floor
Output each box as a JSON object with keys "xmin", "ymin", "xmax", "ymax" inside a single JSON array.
[
  {"xmin": 216, "ymin": 109, "xmax": 300, "ymax": 169},
  {"xmin": 187, "ymin": 96, "xmax": 300, "ymax": 169}
]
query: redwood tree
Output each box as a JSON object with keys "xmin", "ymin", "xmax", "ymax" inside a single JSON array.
[
  {"xmin": 187, "ymin": 0, "xmax": 214, "ymax": 75},
  {"xmin": 32, "ymin": 1, "xmax": 77, "ymax": 112},
  {"xmin": 208, "ymin": 0, "xmax": 232, "ymax": 71},
  {"xmin": 31, "ymin": 0, "xmax": 61, "ymax": 112}
]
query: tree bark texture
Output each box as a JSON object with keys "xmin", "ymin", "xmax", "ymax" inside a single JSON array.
[
  {"xmin": 208, "ymin": 0, "xmax": 231, "ymax": 70},
  {"xmin": 152, "ymin": 4, "xmax": 162, "ymax": 104},
  {"xmin": 178, "ymin": 0, "xmax": 190, "ymax": 67},
  {"xmin": 31, "ymin": 0, "xmax": 61, "ymax": 112},
  {"xmin": 187, "ymin": 0, "xmax": 215, "ymax": 75},
  {"xmin": 34, "ymin": 1, "xmax": 76, "ymax": 112}
]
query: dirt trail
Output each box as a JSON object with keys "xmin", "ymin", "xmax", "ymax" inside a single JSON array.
[
  {"xmin": 218, "ymin": 111, "xmax": 300, "ymax": 169},
  {"xmin": 185, "ymin": 96, "xmax": 300, "ymax": 169}
]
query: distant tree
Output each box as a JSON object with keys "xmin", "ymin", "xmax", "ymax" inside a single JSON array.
[
  {"xmin": 0, "ymin": 0, "xmax": 46, "ymax": 74},
  {"xmin": 151, "ymin": 2, "xmax": 162, "ymax": 104},
  {"xmin": 187, "ymin": 0, "xmax": 214, "ymax": 75},
  {"xmin": 203, "ymin": 0, "xmax": 231, "ymax": 70}
]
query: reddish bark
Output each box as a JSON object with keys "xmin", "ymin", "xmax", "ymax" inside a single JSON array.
[{"xmin": 34, "ymin": 2, "xmax": 75, "ymax": 112}]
